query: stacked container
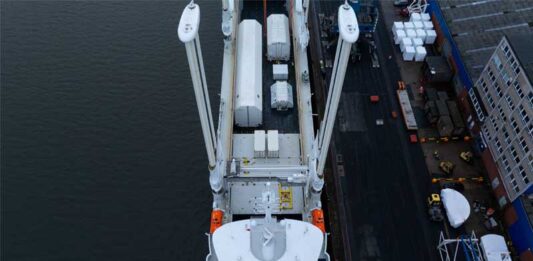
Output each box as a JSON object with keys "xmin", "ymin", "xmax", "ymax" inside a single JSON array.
[
  {"xmin": 403, "ymin": 22, "xmax": 415, "ymax": 30},
  {"xmin": 425, "ymin": 30, "xmax": 437, "ymax": 44},
  {"xmin": 412, "ymin": 37, "xmax": 424, "ymax": 47},
  {"xmin": 403, "ymin": 46, "xmax": 415, "ymax": 61},
  {"xmin": 413, "ymin": 21, "xmax": 424, "ymax": 29},
  {"xmin": 392, "ymin": 21, "xmax": 404, "ymax": 31},
  {"xmin": 410, "ymin": 12, "xmax": 422, "ymax": 22},
  {"xmin": 406, "ymin": 29, "xmax": 417, "ymax": 38},
  {"xmin": 392, "ymin": 12, "xmax": 436, "ymax": 62},
  {"xmin": 400, "ymin": 38, "xmax": 413, "ymax": 52},
  {"xmin": 415, "ymin": 46, "xmax": 427, "ymax": 61},
  {"xmin": 423, "ymin": 21, "xmax": 434, "ymax": 30},
  {"xmin": 415, "ymin": 29, "xmax": 427, "ymax": 42},
  {"xmin": 394, "ymin": 30, "xmax": 406, "ymax": 44}
]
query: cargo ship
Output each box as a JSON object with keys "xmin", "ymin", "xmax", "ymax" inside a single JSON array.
[{"xmin": 177, "ymin": 1, "xmax": 359, "ymax": 260}]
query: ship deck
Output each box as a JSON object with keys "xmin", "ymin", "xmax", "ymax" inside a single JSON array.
[{"xmin": 234, "ymin": 0, "xmax": 300, "ymax": 134}]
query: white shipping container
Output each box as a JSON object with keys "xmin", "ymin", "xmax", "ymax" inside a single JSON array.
[
  {"xmin": 413, "ymin": 21, "xmax": 424, "ymax": 29},
  {"xmin": 267, "ymin": 14, "xmax": 290, "ymax": 61},
  {"xmin": 403, "ymin": 46, "xmax": 415, "ymax": 61},
  {"xmin": 406, "ymin": 29, "xmax": 417, "ymax": 38},
  {"xmin": 400, "ymin": 37, "xmax": 413, "ymax": 52},
  {"xmin": 392, "ymin": 21, "xmax": 404, "ymax": 31},
  {"xmin": 267, "ymin": 130, "xmax": 279, "ymax": 158},
  {"xmin": 254, "ymin": 130, "xmax": 266, "ymax": 158},
  {"xmin": 423, "ymin": 21, "xmax": 434, "ymax": 30},
  {"xmin": 271, "ymin": 81, "xmax": 294, "ymax": 111},
  {"xmin": 410, "ymin": 12, "xmax": 421, "ymax": 22},
  {"xmin": 421, "ymin": 13, "xmax": 431, "ymax": 21},
  {"xmin": 415, "ymin": 46, "xmax": 427, "ymax": 61},
  {"xmin": 235, "ymin": 20, "xmax": 263, "ymax": 127},
  {"xmin": 394, "ymin": 30, "xmax": 406, "ymax": 44},
  {"xmin": 273, "ymin": 64, "xmax": 289, "ymax": 80},
  {"xmin": 425, "ymin": 30, "xmax": 437, "ymax": 44},
  {"xmin": 412, "ymin": 37, "xmax": 424, "ymax": 46},
  {"xmin": 415, "ymin": 29, "xmax": 426, "ymax": 42},
  {"xmin": 403, "ymin": 22, "xmax": 415, "ymax": 30}
]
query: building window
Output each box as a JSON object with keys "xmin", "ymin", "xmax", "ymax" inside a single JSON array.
[
  {"xmin": 511, "ymin": 117, "xmax": 519, "ymax": 134},
  {"xmin": 519, "ymin": 105, "xmax": 529, "ymax": 125},
  {"xmin": 519, "ymin": 165, "xmax": 526, "ymax": 177},
  {"xmin": 493, "ymin": 55, "xmax": 503, "ymax": 71},
  {"xmin": 510, "ymin": 146, "xmax": 520, "ymax": 163},
  {"xmin": 495, "ymin": 139, "xmax": 503, "ymax": 154},
  {"xmin": 469, "ymin": 89, "xmax": 485, "ymax": 121},
  {"xmin": 483, "ymin": 124, "xmax": 492, "ymax": 141},
  {"xmin": 514, "ymin": 81, "xmax": 524, "ymax": 98},
  {"xmin": 503, "ymin": 127, "xmax": 511, "ymax": 144},
  {"xmin": 498, "ymin": 105, "xmax": 506, "ymax": 121},
  {"xmin": 501, "ymin": 155, "xmax": 511, "ymax": 173},
  {"xmin": 511, "ymin": 176, "xmax": 519, "ymax": 193},
  {"xmin": 482, "ymin": 81, "xmax": 489, "ymax": 94},
  {"xmin": 519, "ymin": 136, "xmax": 529, "ymax": 153},
  {"xmin": 487, "ymin": 95, "xmax": 495, "ymax": 109},
  {"xmin": 502, "ymin": 71, "xmax": 511, "ymax": 86},
  {"xmin": 506, "ymin": 94, "xmax": 515, "ymax": 111},
  {"xmin": 494, "ymin": 82, "xmax": 503, "ymax": 98}
]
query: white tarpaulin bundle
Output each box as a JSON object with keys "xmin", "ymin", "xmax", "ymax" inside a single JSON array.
[{"xmin": 441, "ymin": 188, "xmax": 470, "ymax": 228}]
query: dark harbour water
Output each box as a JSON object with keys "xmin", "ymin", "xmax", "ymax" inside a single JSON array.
[{"xmin": 1, "ymin": 1, "xmax": 222, "ymax": 260}]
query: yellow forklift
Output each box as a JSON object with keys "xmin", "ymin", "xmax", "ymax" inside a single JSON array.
[
  {"xmin": 439, "ymin": 161, "xmax": 455, "ymax": 176},
  {"xmin": 427, "ymin": 194, "xmax": 444, "ymax": 222},
  {"xmin": 460, "ymin": 151, "xmax": 473, "ymax": 164}
]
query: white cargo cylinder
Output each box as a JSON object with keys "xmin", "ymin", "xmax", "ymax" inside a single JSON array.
[{"xmin": 234, "ymin": 20, "xmax": 263, "ymax": 127}]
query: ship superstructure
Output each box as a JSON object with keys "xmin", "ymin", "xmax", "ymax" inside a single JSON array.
[{"xmin": 178, "ymin": 1, "xmax": 358, "ymax": 260}]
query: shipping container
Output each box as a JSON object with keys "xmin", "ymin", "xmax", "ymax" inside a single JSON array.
[
  {"xmin": 254, "ymin": 130, "xmax": 266, "ymax": 158},
  {"xmin": 437, "ymin": 115, "xmax": 454, "ymax": 137},
  {"xmin": 447, "ymin": 101, "xmax": 465, "ymax": 136},
  {"xmin": 267, "ymin": 130, "xmax": 279, "ymax": 158}
]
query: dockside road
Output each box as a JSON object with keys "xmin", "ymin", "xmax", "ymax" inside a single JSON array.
[{"xmin": 311, "ymin": 1, "xmax": 442, "ymax": 260}]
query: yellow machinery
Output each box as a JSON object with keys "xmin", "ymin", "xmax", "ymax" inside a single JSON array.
[
  {"xmin": 439, "ymin": 161, "xmax": 455, "ymax": 175},
  {"xmin": 427, "ymin": 194, "xmax": 444, "ymax": 222},
  {"xmin": 460, "ymin": 151, "xmax": 473, "ymax": 164}
]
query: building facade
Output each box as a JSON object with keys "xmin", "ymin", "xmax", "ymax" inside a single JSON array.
[
  {"xmin": 470, "ymin": 33, "xmax": 533, "ymax": 259},
  {"xmin": 471, "ymin": 34, "xmax": 533, "ymax": 201}
]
